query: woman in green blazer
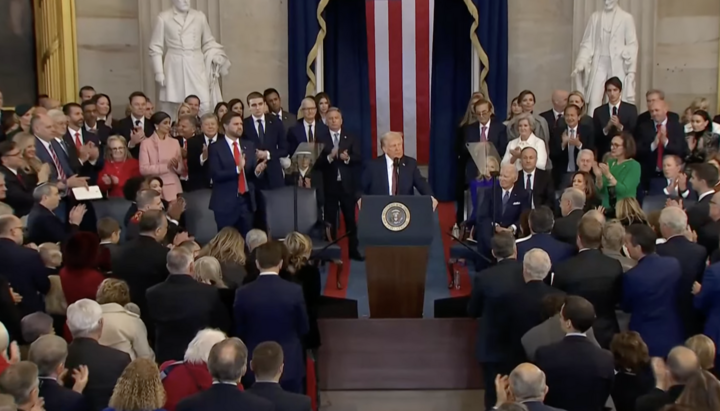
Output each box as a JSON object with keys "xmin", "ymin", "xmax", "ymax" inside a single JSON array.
[{"xmin": 594, "ymin": 131, "xmax": 641, "ymax": 210}]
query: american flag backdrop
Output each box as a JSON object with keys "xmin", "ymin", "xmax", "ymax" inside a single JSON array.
[{"xmin": 366, "ymin": 0, "xmax": 434, "ymax": 164}]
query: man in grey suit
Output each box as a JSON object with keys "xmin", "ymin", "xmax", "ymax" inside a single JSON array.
[
  {"xmin": 522, "ymin": 294, "xmax": 599, "ymax": 362},
  {"xmin": 264, "ymin": 88, "xmax": 297, "ymax": 134}
]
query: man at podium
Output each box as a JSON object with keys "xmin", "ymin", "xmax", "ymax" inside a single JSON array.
[{"xmin": 362, "ymin": 131, "xmax": 437, "ymax": 210}]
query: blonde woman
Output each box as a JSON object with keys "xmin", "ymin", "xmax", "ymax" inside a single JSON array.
[
  {"xmin": 284, "ymin": 232, "xmax": 321, "ymax": 350},
  {"xmin": 96, "ymin": 278, "xmax": 154, "ymax": 361},
  {"xmin": 194, "ymin": 256, "xmax": 234, "ymax": 317},
  {"xmin": 614, "ymin": 198, "xmax": 648, "ymax": 227},
  {"xmin": 686, "ymin": 334, "xmax": 718, "ymax": 376},
  {"xmin": 197, "ymin": 227, "xmax": 247, "ymax": 289},
  {"xmin": 98, "ymin": 135, "xmax": 141, "ymax": 198},
  {"xmin": 106, "ymin": 358, "xmax": 166, "ymax": 411},
  {"xmin": 502, "ymin": 113, "xmax": 548, "ymax": 170},
  {"xmin": 13, "ymin": 132, "xmax": 47, "ymax": 175}
]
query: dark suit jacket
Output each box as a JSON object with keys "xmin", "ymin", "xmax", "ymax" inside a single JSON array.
[
  {"xmin": 503, "ymin": 280, "xmax": 565, "ymax": 366},
  {"xmin": 635, "ymin": 385, "xmax": 685, "ymax": 411},
  {"xmin": 467, "ymin": 259, "xmax": 525, "ymax": 362},
  {"xmin": 111, "ymin": 236, "xmax": 169, "ymax": 336},
  {"xmin": 146, "ymin": 274, "xmax": 231, "ymax": 363},
  {"xmin": 516, "ymin": 233, "xmax": 575, "ymax": 269},
  {"xmin": 114, "ymin": 116, "xmax": 155, "ymax": 159},
  {"xmin": 84, "ymin": 122, "xmax": 113, "ymax": 146},
  {"xmin": 0, "ymin": 274, "xmax": 22, "ymax": 343},
  {"xmin": 522, "ymin": 314, "xmax": 600, "ymax": 362},
  {"xmin": 551, "ymin": 209, "xmax": 583, "ymax": 245},
  {"xmin": 687, "ymin": 191, "xmax": 713, "ymax": 232},
  {"xmin": 64, "ymin": 128, "xmax": 103, "ymax": 183},
  {"xmin": 592, "ymin": 102, "xmax": 638, "ymax": 158},
  {"xmin": 35, "ymin": 137, "xmax": 74, "ymax": 183},
  {"xmin": 39, "ymin": 377, "xmax": 90, "ymax": 411},
  {"xmin": 0, "ymin": 165, "xmax": 37, "ymax": 217},
  {"xmin": 515, "ymin": 169, "xmax": 555, "ymax": 210},
  {"xmin": 461, "ymin": 120, "xmax": 508, "ymax": 182},
  {"xmin": 185, "ymin": 134, "xmax": 221, "ymax": 191},
  {"xmin": 362, "ymin": 155, "xmax": 432, "ymax": 196},
  {"xmin": 177, "ymin": 384, "xmax": 273, "ymax": 411},
  {"xmin": 553, "ymin": 249, "xmax": 623, "ymax": 348},
  {"xmin": 64, "ymin": 338, "xmax": 131, "ymax": 411},
  {"xmin": 540, "ymin": 109, "xmax": 564, "ymax": 133},
  {"xmin": 208, "ymin": 137, "xmax": 258, "ymax": 214},
  {"xmin": 522, "ymin": 401, "xmax": 566, "ymax": 411},
  {"xmin": 246, "ymin": 382, "xmax": 312, "ymax": 411},
  {"xmin": 315, "ymin": 128, "xmax": 362, "ymax": 196},
  {"xmin": 611, "ymin": 364, "xmax": 655, "ymax": 411},
  {"xmin": 27, "ymin": 203, "xmax": 78, "ymax": 245},
  {"xmin": 656, "ymin": 236, "xmax": 707, "ymax": 337},
  {"xmin": 549, "ymin": 121, "xmax": 595, "ymax": 183},
  {"xmin": 535, "ymin": 336, "xmax": 615, "ymax": 411},
  {"xmin": 272, "ymin": 109, "xmax": 298, "ymax": 134},
  {"xmin": 0, "ymin": 238, "xmax": 49, "ymax": 315},
  {"xmin": 623, "ymin": 254, "xmax": 684, "ymax": 357},
  {"xmin": 234, "ymin": 275, "xmax": 309, "ymax": 382},
  {"xmin": 634, "ymin": 117, "xmax": 686, "ymax": 186},
  {"xmin": 475, "ymin": 184, "xmax": 531, "ymax": 257},
  {"xmin": 245, "ymin": 115, "xmax": 288, "ymax": 189}
]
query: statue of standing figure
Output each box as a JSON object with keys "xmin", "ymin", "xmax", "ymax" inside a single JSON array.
[
  {"xmin": 149, "ymin": 0, "xmax": 231, "ymax": 116},
  {"xmin": 573, "ymin": 0, "xmax": 638, "ymax": 114}
]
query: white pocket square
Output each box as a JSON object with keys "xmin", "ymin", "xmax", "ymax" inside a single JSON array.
[{"xmin": 512, "ymin": 202, "xmax": 521, "ymax": 205}]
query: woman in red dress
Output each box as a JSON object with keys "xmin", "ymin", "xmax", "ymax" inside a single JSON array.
[{"xmin": 98, "ymin": 135, "xmax": 141, "ymax": 198}]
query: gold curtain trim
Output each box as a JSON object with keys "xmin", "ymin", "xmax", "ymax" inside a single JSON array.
[
  {"xmin": 304, "ymin": 0, "xmax": 331, "ymax": 97},
  {"xmin": 463, "ymin": 0, "xmax": 490, "ymax": 101},
  {"xmin": 717, "ymin": 35, "xmax": 720, "ymax": 114}
]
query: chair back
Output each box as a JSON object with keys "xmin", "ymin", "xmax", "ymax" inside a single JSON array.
[
  {"xmin": 183, "ymin": 189, "xmax": 217, "ymax": 245},
  {"xmin": 92, "ymin": 197, "xmax": 132, "ymax": 242},
  {"xmin": 262, "ymin": 186, "xmax": 319, "ymax": 239}
]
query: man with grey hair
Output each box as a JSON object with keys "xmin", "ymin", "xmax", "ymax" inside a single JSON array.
[
  {"xmin": 246, "ymin": 229, "xmax": 268, "ymax": 252},
  {"xmin": 601, "ymin": 220, "xmax": 636, "ymax": 272},
  {"xmin": 147, "ymin": 247, "xmax": 230, "ymax": 364},
  {"xmin": 582, "ymin": 208, "xmax": 605, "ymax": 224},
  {"xmin": 28, "ymin": 335, "xmax": 89, "ymax": 411},
  {"xmin": 20, "ymin": 313, "xmax": 53, "ymax": 344},
  {"xmin": 0, "ymin": 362, "xmax": 42, "ymax": 411},
  {"xmin": 636, "ymin": 346, "xmax": 698, "ymax": 411},
  {"xmin": 27, "ymin": 183, "xmax": 85, "ymax": 244},
  {"xmin": 657, "ymin": 206, "xmax": 707, "ymax": 337},
  {"xmin": 125, "ymin": 188, "xmax": 181, "ymax": 242},
  {"xmin": 65, "ymin": 299, "xmax": 130, "ymax": 411},
  {"xmin": 516, "ymin": 206, "xmax": 574, "ymax": 268},
  {"xmin": 638, "ymin": 89, "xmax": 679, "ymax": 126},
  {"xmin": 177, "ymin": 337, "xmax": 273, "ymax": 411},
  {"xmin": 552, "ymin": 188, "xmax": 585, "ymax": 245},
  {"xmin": 493, "ymin": 363, "xmax": 551, "ymax": 409},
  {"xmin": 576, "ymin": 149, "xmax": 595, "ymax": 174}
]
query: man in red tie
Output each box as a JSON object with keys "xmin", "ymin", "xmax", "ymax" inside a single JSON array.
[
  {"xmin": 637, "ymin": 100, "xmax": 686, "ymax": 194},
  {"xmin": 208, "ymin": 112, "xmax": 266, "ymax": 236},
  {"xmin": 62, "ymin": 103, "xmax": 103, "ymax": 185}
]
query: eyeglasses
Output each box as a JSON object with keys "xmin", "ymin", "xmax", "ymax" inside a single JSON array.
[
  {"xmin": 610, "ymin": 143, "xmax": 623, "ymax": 148},
  {"xmin": 110, "ymin": 147, "xmax": 125, "ymax": 152}
]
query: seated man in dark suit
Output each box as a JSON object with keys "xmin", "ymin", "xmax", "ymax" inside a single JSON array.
[
  {"xmin": 177, "ymin": 338, "xmax": 273, "ymax": 411},
  {"xmin": 27, "ymin": 183, "xmax": 85, "ymax": 245},
  {"xmin": 248, "ymin": 341, "xmax": 312, "ymax": 411},
  {"xmin": 0, "ymin": 141, "xmax": 44, "ymax": 218},
  {"xmin": 362, "ymin": 131, "xmax": 437, "ymax": 210},
  {"xmin": 551, "ymin": 188, "xmax": 585, "ymax": 245},
  {"xmin": 65, "ymin": 299, "xmax": 131, "ymax": 411},
  {"xmin": 635, "ymin": 101, "xmax": 686, "ymax": 192},
  {"xmin": 650, "ymin": 154, "xmax": 691, "ymax": 198},
  {"xmin": 515, "ymin": 147, "xmax": 555, "ymax": 210},
  {"xmin": 146, "ymin": 247, "xmax": 230, "ymax": 364},
  {"xmin": 494, "ymin": 362, "xmax": 564, "ymax": 411},
  {"xmin": 535, "ymin": 296, "xmax": 615, "ymax": 411},
  {"xmin": 29, "ymin": 335, "xmax": 90, "ymax": 411},
  {"xmin": 516, "ymin": 206, "xmax": 575, "ymax": 267},
  {"xmin": 635, "ymin": 347, "xmax": 699, "ymax": 411}
]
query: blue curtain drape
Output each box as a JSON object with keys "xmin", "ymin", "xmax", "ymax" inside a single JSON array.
[
  {"xmin": 428, "ymin": 0, "xmax": 473, "ymax": 201},
  {"xmin": 288, "ymin": 0, "xmax": 321, "ymax": 112},
  {"xmin": 474, "ymin": 0, "xmax": 509, "ymax": 119},
  {"xmin": 323, "ymin": 0, "xmax": 373, "ymax": 161}
]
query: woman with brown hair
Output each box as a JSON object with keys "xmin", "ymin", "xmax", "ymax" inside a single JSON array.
[
  {"xmin": 97, "ymin": 278, "xmax": 154, "ymax": 361},
  {"xmin": 197, "ymin": 227, "xmax": 247, "ymax": 289},
  {"xmin": 504, "ymin": 96, "xmax": 522, "ymax": 126},
  {"xmin": 614, "ymin": 198, "xmax": 649, "ymax": 227},
  {"xmin": 596, "ymin": 131, "xmax": 641, "ymax": 210},
  {"xmin": 315, "ymin": 92, "xmax": 331, "ymax": 124},
  {"xmin": 610, "ymin": 331, "xmax": 655, "ymax": 411},
  {"xmin": 570, "ymin": 171, "xmax": 601, "ymax": 211},
  {"xmin": 675, "ymin": 370, "xmax": 720, "ymax": 411},
  {"xmin": 284, "ymin": 232, "xmax": 321, "ymax": 351},
  {"xmin": 106, "ymin": 358, "xmax": 167, "ymax": 411}
]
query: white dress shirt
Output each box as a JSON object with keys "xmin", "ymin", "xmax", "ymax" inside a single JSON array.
[
  {"xmin": 698, "ymin": 190, "xmax": 715, "ymax": 203},
  {"xmin": 478, "ymin": 121, "xmax": 491, "ymax": 141},
  {"xmin": 304, "ymin": 120, "xmax": 316, "ymax": 142},
  {"xmin": 253, "ymin": 115, "xmax": 265, "ymax": 136},
  {"xmin": 131, "ymin": 115, "xmax": 144, "ymax": 129}
]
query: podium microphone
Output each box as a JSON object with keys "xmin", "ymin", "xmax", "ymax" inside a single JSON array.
[{"xmin": 315, "ymin": 229, "xmax": 355, "ymax": 254}]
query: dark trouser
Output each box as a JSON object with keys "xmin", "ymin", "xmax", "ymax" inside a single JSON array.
[
  {"xmin": 481, "ymin": 362, "xmax": 512, "ymax": 410},
  {"xmin": 213, "ymin": 193, "xmax": 254, "ymax": 237},
  {"xmin": 324, "ymin": 180, "xmax": 358, "ymax": 252}
]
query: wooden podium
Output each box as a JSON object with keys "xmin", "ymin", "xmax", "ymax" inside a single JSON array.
[{"xmin": 358, "ymin": 196, "xmax": 434, "ymax": 318}]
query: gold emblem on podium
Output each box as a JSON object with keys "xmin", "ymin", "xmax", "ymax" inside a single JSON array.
[{"xmin": 382, "ymin": 202, "xmax": 410, "ymax": 232}]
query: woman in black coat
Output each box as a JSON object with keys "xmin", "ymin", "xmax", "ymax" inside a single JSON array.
[
  {"xmin": 284, "ymin": 232, "xmax": 322, "ymax": 350},
  {"xmin": 610, "ymin": 331, "xmax": 655, "ymax": 411}
]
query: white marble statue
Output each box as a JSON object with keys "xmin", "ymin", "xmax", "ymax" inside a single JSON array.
[
  {"xmin": 149, "ymin": 0, "xmax": 231, "ymax": 116},
  {"xmin": 572, "ymin": 0, "xmax": 638, "ymax": 114}
]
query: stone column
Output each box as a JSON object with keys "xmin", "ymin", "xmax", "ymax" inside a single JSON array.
[
  {"xmin": 137, "ymin": 0, "xmax": 223, "ymax": 106},
  {"xmin": 571, "ymin": 0, "xmax": 657, "ymax": 109}
]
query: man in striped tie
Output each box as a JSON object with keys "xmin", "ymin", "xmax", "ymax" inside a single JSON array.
[{"xmin": 208, "ymin": 112, "xmax": 265, "ymax": 236}]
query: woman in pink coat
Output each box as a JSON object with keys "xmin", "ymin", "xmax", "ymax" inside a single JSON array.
[{"xmin": 139, "ymin": 111, "xmax": 185, "ymax": 201}]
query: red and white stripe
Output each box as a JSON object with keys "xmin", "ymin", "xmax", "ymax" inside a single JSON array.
[{"xmin": 366, "ymin": 0, "xmax": 433, "ymax": 164}]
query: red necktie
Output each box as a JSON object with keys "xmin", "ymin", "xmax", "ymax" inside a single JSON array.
[
  {"xmin": 391, "ymin": 163, "xmax": 399, "ymax": 195},
  {"xmin": 182, "ymin": 140, "xmax": 188, "ymax": 178},
  {"xmin": 233, "ymin": 142, "xmax": 247, "ymax": 194},
  {"xmin": 480, "ymin": 126, "xmax": 487, "ymax": 142},
  {"xmin": 49, "ymin": 145, "xmax": 67, "ymax": 181},
  {"xmin": 656, "ymin": 123, "xmax": 663, "ymax": 169},
  {"xmin": 74, "ymin": 131, "xmax": 82, "ymax": 152}
]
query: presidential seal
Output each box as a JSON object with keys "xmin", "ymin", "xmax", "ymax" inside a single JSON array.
[{"xmin": 382, "ymin": 202, "xmax": 410, "ymax": 232}]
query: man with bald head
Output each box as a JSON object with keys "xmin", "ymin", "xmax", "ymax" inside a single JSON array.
[
  {"xmin": 637, "ymin": 89, "xmax": 680, "ymax": 126},
  {"xmin": 495, "ymin": 363, "xmax": 560, "ymax": 411},
  {"xmin": 636, "ymin": 346, "xmax": 699, "ymax": 411},
  {"xmin": 32, "ymin": 113, "xmax": 74, "ymax": 185},
  {"xmin": 539, "ymin": 90, "xmax": 569, "ymax": 131}
]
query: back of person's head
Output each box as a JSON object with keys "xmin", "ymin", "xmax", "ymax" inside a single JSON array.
[
  {"xmin": 601, "ymin": 220, "xmax": 625, "ymax": 251},
  {"xmin": 245, "ymin": 229, "xmax": 268, "ymax": 251},
  {"xmin": 194, "ymin": 256, "xmax": 226, "ymax": 288},
  {"xmin": 509, "ymin": 363, "xmax": 547, "ymax": 402},
  {"xmin": 0, "ymin": 394, "xmax": 16, "ymax": 411},
  {"xmin": 0, "ymin": 362, "xmax": 39, "ymax": 407},
  {"xmin": 66, "ymin": 299, "xmax": 103, "ymax": 338},
  {"xmin": 540, "ymin": 294, "xmax": 566, "ymax": 321},
  {"xmin": 522, "ymin": 249, "xmax": 551, "ymax": 281},
  {"xmin": 20, "ymin": 313, "xmax": 53, "ymax": 344},
  {"xmin": 491, "ymin": 232, "xmax": 516, "ymax": 260},
  {"xmin": 108, "ymin": 358, "xmax": 166, "ymax": 411},
  {"xmin": 686, "ymin": 335, "xmax": 716, "ymax": 371},
  {"xmin": 610, "ymin": 331, "xmax": 650, "ymax": 373},
  {"xmin": 284, "ymin": 232, "xmax": 312, "ymax": 272},
  {"xmin": 251, "ymin": 341, "xmax": 284, "ymax": 381},
  {"xmin": 123, "ymin": 176, "xmax": 146, "ymax": 202},
  {"xmin": 560, "ymin": 296, "xmax": 596, "ymax": 333},
  {"xmin": 207, "ymin": 337, "xmax": 248, "ymax": 383},
  {"xmin": 255, "ymin": 241, "xmax": 285, "ymax": 270},
  {"xmin": 138, "ymin": 209, "xmax": 165, "ymax": 234},
  {"xmin": 198, "ymin": 226, "xmax": 246, "ymax": 266},
  {"xmin": 625, "ymin": 223, "xmax": 657, "ymax": 255},
  {"xmin": 136, "ymin": 188, "xmax": 161, "ymax": 210},
  {"xmin": 582, "ymin": 209, "xmax": 605, "ymax": 225},
  {"xmin": 528, "ymin": 207, "xmax": 554, "ymax": 234},
  {"xmin": 562, "ymin": 188, "xmax": 586, "ymax": 211},
  {"xmin": 577, "ymin": 218, "xmax": 603, "ymax": 249},
  {"xmin": 659, "ymin": 206, "xmax": 688, "ymax": 238},
  {"xmin": 667, "ymin": 346, "xmax": 700, "ymax": 384},
  {"xmin": 97, "ymin": 217, "xmax": 120, "ymax": 241},
  {"xmin": 166, "ymin": 247, "xmax": 194, "ymax": 275},
  {"xmin": 693, "ymin": 163, "xmax": 719, "ymax": 188},
  {"xmin": 96, "ymin": 278, "xmax": 131, "ymax": 306},
  {"xmin": 37, "ymin": 242, "xmax": 62, "ymax": 268},
  {"xmin": 28, "ymin": 335, "xmax": 67, "ymax": 377},
  {"xmin": 63, "ymin": 231, "xmax": 100, "ymax": 270},
  {"xmin": 676, "ymin": 370, "xmax": 720, "ymax": 411},
  {"xmin": 184, "ymin": 329, "xmax": 227, "ymax": 365}
]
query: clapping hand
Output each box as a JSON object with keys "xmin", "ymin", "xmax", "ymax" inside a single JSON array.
[
  {"xmin": 101, "ymin": 174, "xmax": 112, "ymax": 185},
  {"xmin": 340, "ymin": 150, "xmax": 350, "ymax": 161},
  {"xmin": 37, "ymin": 163, "xmax": 50, "ymax": 184},
  {"xmin": 201, "ymin": 144, "xmax": 209, "ymax": 161},
  {"xmin": 692, "ymin": 281, "xmax": 702, "ymax": 295},
  {"xmin": 561, "ymin": 131, "xmax": 569, "ymax": 148},
  {"xmin": 255, "ymin": 161, "xmax": 267, "ymax": 175},
  {"xmin": 256, "ymin": 150, "xmax": 268, "ymax": 161},
  {"xmin": 168, "ymin": 157, "xmax": 180, "ymax": 170},
  {"xmin": 110, "ymin": 175, "xmax": 119, "ymax": 185},
  {"xmin": 69, "ymin": 204, "xmax": 87, "ymax": 226},
  {"xmin": 71, "ymin": 365, "xmax": 89, "ymax": 393},
  {"xmin": 86, "ymin": 142, "xmax": 100, "ymax": 161},
  {"xmin": 129, "ymin": 127, "xmax": 145, "ymax": 146},
  {"xmin": 494, "ymin": 375, "xmax": 512, "ymax": 407},
  {"xmin": 598, "ymin": 163, "xmax": 610, "ymax": 177}
]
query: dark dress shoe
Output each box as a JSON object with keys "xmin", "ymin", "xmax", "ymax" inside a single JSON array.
[{"xmin": 349, "ymin": 251, "xmax": 365, "ymax": 261}]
